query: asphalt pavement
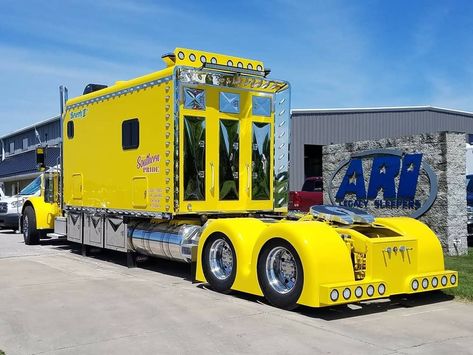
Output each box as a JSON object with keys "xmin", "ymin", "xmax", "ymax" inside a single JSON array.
[{"xmin": 1, "ymin": 230, "xmax": 472, "ymax": 355}]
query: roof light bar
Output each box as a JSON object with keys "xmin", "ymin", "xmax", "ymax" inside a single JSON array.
[{"xmin": 202, "ymin": 62, "xmax": 267, "ymax": 77}]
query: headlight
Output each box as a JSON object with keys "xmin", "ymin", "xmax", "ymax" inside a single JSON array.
[{"xmin": 10, "ymin": 200, "xmax": 23, "ymax": 208}]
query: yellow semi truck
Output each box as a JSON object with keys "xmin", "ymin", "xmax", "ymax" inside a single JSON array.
[{"xmin": 22, "ymin": 48, "xmax": 457, "ymax": 310}]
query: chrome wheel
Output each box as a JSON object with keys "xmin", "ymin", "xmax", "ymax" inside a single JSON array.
[
  {"xmin": 265, "ymin": 246, "xmax": 298, "ymax": 294},
  {"xmin": 209, "ymin": 239, "xmax": 234, "ymax": 280},
  {"xmin": 23, "ymin": 215, "xmax": 29, "ymax": 238}
]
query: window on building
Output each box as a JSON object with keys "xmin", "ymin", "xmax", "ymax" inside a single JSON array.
[
  {"xmin": 304, "ymin": 145, "xmax": 323, "ymax": 178},
  {"xmin": 122, "ymin": 119, "xmax": 139, "ymax": 150},
  {"xmin": 23, "ymin": 138, "xmax": 28, "ymax": 150},
  {"xmin": 67, "ymin": 121, "xmax": 74, "ymax": 139},
  {"xmin": 9, "ymin": 142, "xmax": 14, "ymax": 153}
]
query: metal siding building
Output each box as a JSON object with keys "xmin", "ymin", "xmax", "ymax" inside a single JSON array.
[
  {"xmin": 290, "ymin": 106, "xmax": 473, "ymax": 191},
  {"xmin": 0, "ymin": 116, "xmax": 61, "ymax": 195}
]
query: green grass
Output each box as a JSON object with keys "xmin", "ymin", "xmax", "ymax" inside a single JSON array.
[
  {"xmin": 444, "ymin": 247, "xmax": 473, "ymax": 301},
  {"xmin": 0, "ymin": 350, "xmax": 5, "ymax": 355}
]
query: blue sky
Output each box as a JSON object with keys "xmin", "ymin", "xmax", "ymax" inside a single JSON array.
[{"xmin": 1, "ymin": 0, "xmax": 473, "ymax": 136}]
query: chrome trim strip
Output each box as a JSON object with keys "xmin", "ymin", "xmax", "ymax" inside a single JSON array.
[
  {"xmin": 64, "ymin": 205, "xmax": 172, "ymax": 220},
  {"xmin": 65, "ymin": 76, "xmax": 173, "ymax": 110}
]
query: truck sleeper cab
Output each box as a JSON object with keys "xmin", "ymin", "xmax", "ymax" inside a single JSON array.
[{"xmin": 22, "ymin": 48, "xmax": 457, "ymax": 310}]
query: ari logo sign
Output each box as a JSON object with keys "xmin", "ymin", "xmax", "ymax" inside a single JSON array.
[{"xmin": 327, "ymin": 149, "xmax": 438, "ymax": 218}]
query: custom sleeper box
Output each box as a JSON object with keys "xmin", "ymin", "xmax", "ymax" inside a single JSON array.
[{"xmin": 63, "ymin": 48, "xmax": 291, "ymax": 218}]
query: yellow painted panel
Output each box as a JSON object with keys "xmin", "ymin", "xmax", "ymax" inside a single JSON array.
[
  {"xmin": 132, "ymin": 176, "xmax": 148, "ymax": 208},
  {"xmin": 72, "ymin": 173, "xmax": 82, "ymax": 200}
]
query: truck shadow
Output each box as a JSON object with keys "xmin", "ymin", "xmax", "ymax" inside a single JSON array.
[
  {"xmin": 196, "ymin": 286, "xmax": 454, "ymax": 320},
  {"xmin": 295, "ymin": 291, "xmax": 455, "ymax": 320},
  {"xmin": 49, "ymin": 241, "xmax": 194, "ymax": 281}
]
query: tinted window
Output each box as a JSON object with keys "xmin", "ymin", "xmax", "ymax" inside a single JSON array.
[
  {"xmin": 467, "ymin": 176, "xmax": 473, "ymax": 193},
  {"xmin": 67, "ymin": 121, "xmax": 74, "ymax": 139},
  {"xmin": 183, "ymin": 116, "xmax": 206, "ymax": 200},
  {"xmin": 122, "ymin": 119, "xmax": 139, "ymax": 150},
  {"xmin": 19, "ymin": 176, "xmax": 41, "ymax": 195},
  {"xmin": 302, "ymin": 179, "xmax": 323, "ymax": 192}
]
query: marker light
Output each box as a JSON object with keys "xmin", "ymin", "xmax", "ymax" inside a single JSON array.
[
  {"xmin": 441, "ymin": 276, "xmax": 448, "ymax": 286},
  {"xmin": 412, "ymin": 279, "xmax": 419, "ymax": 291},
  {"xmin": 343, "ymin": 288, "xmax": 351, "ymax": 300},
  {"xmin": 178, "ymin": 51, "xmax": 185, "ymax": 60},
  {"xmin": 422, "ymin": 278, "xmax": 429, "ymax": 289},
  {"xmin": 450, "ymin": 274, "xmax": 457, "ymax": 285},
  {"xmin": 432, "ymin": 277, "xmax": 438, "ymax": 288},
  {"xmin": 355, "ymin": 286, "xmax": 363, "ymax": 298},
  {"xmin": 378, "ymin": 284, "xmax": 386, "ymax": 295},
  {"xmin": 330, "ymin": 289, "xmax": 339, "ymax": 302},
  {"xmin": 367, "ymin": 285, "xmax": 375, "ymax": 297}
]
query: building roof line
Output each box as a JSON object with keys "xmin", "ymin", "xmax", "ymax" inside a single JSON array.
[
  {"xmin": 0, "ymin": 115, "xmax": 61, "ymax": 140},
  {"xmin": 291, "ymin": 105, "xmax": 473, "ymax": 118}
]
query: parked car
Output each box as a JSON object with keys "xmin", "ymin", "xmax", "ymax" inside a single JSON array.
[
  {"xmin": 0, "ymin": 176, "xmax": 41, "ymax": 231},
  {"xmin": 288, "ymin": 176, "xmax": 323, "ymax": 211}
]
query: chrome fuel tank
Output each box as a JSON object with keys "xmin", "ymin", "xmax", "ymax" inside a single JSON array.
[{"xmin": 128, "ymin": 222, "xmax": 201, "ymax": 263}]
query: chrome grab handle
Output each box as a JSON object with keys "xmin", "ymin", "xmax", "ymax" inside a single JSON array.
[
  {"xmin": 246, "ymin": 164, "xmax": 250, "ymax": 193},
  {"xmin": 210, "ymin": 162, "xmax": 215, "ymax": 192}
]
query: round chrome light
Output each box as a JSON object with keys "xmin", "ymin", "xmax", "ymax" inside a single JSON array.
[
  {"xmin": 378, "ymin": 283, "xmax": 386, "ymax": 295},
  {"xmin": 330, "ymin": 289, "xmax": 339, "ymax": 302},
  {"xmin": 441, "ymin": 276, "xmax": 448, "ymax": 286},
  {"xmin": 178, "ymin": 51, "xmax": 185, "ymax": 60},
  {"xmin": 343, "ymin": 288, "xmax": 351, "ymax": 300},
  {"xmin": 422, "ymin": 278, "xmax": 429, "ymax": 289},
  {"xmin": 450, "ymin": 274, "xmax": 457, "ymax": 285},
  {"xmin": 200, "ymin": 55, "xmax": 206, "ymax": 63},
  {"xmin": 189, "ymin": 53, "xmax": 196, "ymax": 62},
  {"xmin": 227, "ymin": 60, "xmax": 233, "ymax": 66},
  {"xmin": 355, "ymin": 286, "xmax": 363, "ymax": 298},
  {"xmin": 432, "ymin": 277, "xmax": 438, "ymax": 288},
  {"xmin": 247, "ymin": 63, "xmax": 253, "ymax": 69},
  {"xmin": 412, "ymin": 279, "xmax": 419, "ymax": 291},
  {"xmin": 367, "ymin": 285, "xmax": 375, "ymax": 297},
  {"xmin": 237, "ymin": 62, "xmax": 243, "ymax": 68}
]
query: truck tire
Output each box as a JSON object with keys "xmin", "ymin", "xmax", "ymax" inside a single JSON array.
[
  {"xmin": 202, "ymin": 234, "xmax": 237, "ymax": 293},
  {"xmin": 257, "ymin": 239, "xmax": 303, "ymax": 310},
  {"xmin": 23, "ymin": 206, "xmax": 40, "ymax": 245}
]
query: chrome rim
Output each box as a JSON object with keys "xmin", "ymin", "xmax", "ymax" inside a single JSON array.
[
  {"xmin": 23, "ymin": 216, "xmax": 29, "ymax": 238},
  {"xmin": 265, "ymin": 246, "xmax": 297, "ymax": 294},
  {"xmin": 209, "ymin": 239, "xmax": 234, "ymax": 280}
]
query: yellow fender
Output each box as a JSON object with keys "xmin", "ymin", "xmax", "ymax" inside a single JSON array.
[
  {"xmin": 195, "ymin": 218, "xmax": 268, "ymax": 295},
  {"xmin": 196, "ymin": 219, "xmax": 356, "ymax": 307},
  {"xmin": 250, "ymin": 221, "xmax": 354, "ymax": 307},
  {"xmin": 22, "ymin": 197, "xmax": 60, "ymax": 230},
  {"xmin": 375, "ymin": 217, "xmax": 445, "ymax": 273}
]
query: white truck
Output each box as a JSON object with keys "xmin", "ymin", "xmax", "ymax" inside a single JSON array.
[{"xmin": 0, "ymin": 176, "xmax": 41, "ymax": 231}]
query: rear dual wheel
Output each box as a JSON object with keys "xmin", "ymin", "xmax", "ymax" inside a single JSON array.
[
  {"xmin": 257, "ymin": 239, "xmax": 303, "ymax": 310},
  {"xmin": 202, "ymin": 235, "xmax": 303, "ymax": 310},
  {"xmin": 202, "ymin": 234, "xmax": 237, "ymax": 293}
]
